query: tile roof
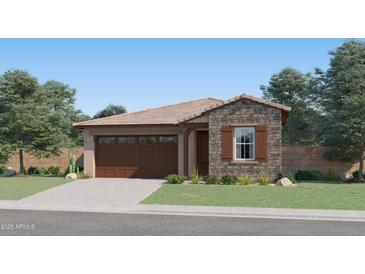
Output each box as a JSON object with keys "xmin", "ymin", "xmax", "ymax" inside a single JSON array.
[
  {"xmin": 73, "ymin": 93, "xmax": 291, "ymax": 128},
  {"xmin": 73, "ymin": 97, "xmax": 223, "ymax": 127}
]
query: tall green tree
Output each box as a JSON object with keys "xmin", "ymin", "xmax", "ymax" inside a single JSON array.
[
  {"xmin": 0, "ymin": 70, "xmax": 80, "ymax": 174},
  {"xmin": 261, "ymin": 67, "xmax": 320, "ymax": 145},
  {"xmin": 69, "ymin": 111, "xmax": 91, "ymax": 146},
  {"xmin": 317, "ymin": 40, "xmax": 365, "ymax": 182},
  {"xmin": 94, "ymin": 104, "xmax": 127, "ymax": 119},
  {"xmin": 41, "ymin": 80, "xmax": 90, "ymax": 147}
]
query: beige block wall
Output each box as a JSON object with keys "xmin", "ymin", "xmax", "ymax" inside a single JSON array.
[
  {"xmin": 7, "ymin": 147, "xmax": 84, "ymax": 173},
  {"xmin": 282, "ymin": 146, "xmax": 359, "ymax": 175}
]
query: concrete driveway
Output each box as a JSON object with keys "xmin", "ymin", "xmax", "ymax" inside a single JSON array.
[{"xmin": 2, "ymin": 178, "xmax": 164, "ymax": 212}]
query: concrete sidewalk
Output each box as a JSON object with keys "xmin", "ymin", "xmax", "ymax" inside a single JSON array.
[
  {"xmin": 128, "ymin": 204, "xmax": 365, "ymax": 222},
  {"xmin": 2, "ymin": 200, "xmax": 365, "ymax": 222}
]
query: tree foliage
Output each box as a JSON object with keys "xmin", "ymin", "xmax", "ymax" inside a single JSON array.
[
  {"xmin": 69, "ymin": 111, "xmax": 91, "ymax": 146},
  {"xmin": 315, "ymin": 40, "xmax": 365, "ymax": 181},
  {"xmin": 0, "ymin": 70, "xmax": 85, "ymax": 173},
  {"xmin": 261, "ymin": 67, "xmax": 320, "ymax": 145},
  {"xmin": 93, "ymin": 104, "xmax": 127, "ymax": 119}
]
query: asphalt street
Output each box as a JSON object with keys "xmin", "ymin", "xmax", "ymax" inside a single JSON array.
[{"xmin": 1, "ymin": 209, "xmax": 365, "ymax": 236}]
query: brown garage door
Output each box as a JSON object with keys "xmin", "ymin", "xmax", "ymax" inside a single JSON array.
[{"xmin": 95, "ymin": 135, "xmax": 178, "ymax": 178}]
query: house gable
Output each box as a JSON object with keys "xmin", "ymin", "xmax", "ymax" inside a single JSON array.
[{"xmin": 208, "ymin": 100, "xmax": 282, "ymax": 180}]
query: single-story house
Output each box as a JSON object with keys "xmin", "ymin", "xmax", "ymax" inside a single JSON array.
[{"xmin": 73, "ymin": 94, "xmax": 291, "ymax": 180}]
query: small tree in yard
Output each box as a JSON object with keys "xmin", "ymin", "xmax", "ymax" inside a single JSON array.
[
  {"xmin": 0, "ymin": 70, "xmax": 80, "ymax": 175},
  {"xmin": 69, "ymin": 111, "xmax": 91, "ymax": 146},
  {"xmin": 316, "ymin": 40, "xmax": 365, "ymax": 182},
  {"xmin": 261, "ymin": 67, "xmax": 321, "ymax": 145},
  {"xmin": 93, "ymin": 104, "xmax": 127, "ymax": 119}
]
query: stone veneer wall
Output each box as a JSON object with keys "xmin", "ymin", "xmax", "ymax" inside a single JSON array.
[{"xmin": 209, "ymin": 100, "xmax": 282, "ymax": 181}]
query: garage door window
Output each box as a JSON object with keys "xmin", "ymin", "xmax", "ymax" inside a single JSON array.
[
  {"xmin": 99, "ymin": 137, "xmax": 115, "ymax": 144},
  {"xmin": 138, "ymin": 136, "xmax": 157, "ymax": 144},
  {"xmin": 118, "ymin": 137, "xmax": 135, "ymax": 144},
  {"xmin": 159, "ymin": 136, "xmax": 177, "ymax": 144}
]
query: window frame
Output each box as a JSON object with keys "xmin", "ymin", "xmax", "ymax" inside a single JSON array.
[
  {"xmin": 98, "ymin": 136, "xmax": 116, "ymax": 145},
  {"xmin": 137, "ymin": 136, "xmax": 158, "ymax": 144},
  {"xmin": 159, "ymin": 136, "xmax": 178, "ymax": 144},
  {"xmin": 234, "ymin": 127, "xmax": 256, "ymax": 161},
  {"xmin": 117, "ymin": 136, "xmax": 136, "ymax": 144}
]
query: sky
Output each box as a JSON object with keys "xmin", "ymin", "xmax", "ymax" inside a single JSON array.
[{"xmin": 0, "ymin": 38, "xmax": 362, "ymax": 116}]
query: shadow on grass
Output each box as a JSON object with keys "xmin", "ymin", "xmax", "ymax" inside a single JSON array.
[
  {"xmin": 298, "ymin": 180, "xmax": 363, "ymax": 185},
  {"xmin": 0, "ymin": 175, "xmax": 65, "ymax": 179}
]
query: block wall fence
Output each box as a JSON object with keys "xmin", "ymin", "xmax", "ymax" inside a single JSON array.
[
  {"xmin": 7, "ymin": 148, "xmax": 84, "ymax": 173},
  {"xmin": 6, "ymin": 146, "xmax": 359, "ymax": 175}
]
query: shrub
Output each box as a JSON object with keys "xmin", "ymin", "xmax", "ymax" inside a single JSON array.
[
  {"xmin": 295, "ymin": 170, "xmax": 323, "ymax": 181},
  {"xmin": 277, "ymin": 171, "xmax": 296, "ymax": 184},
  {"xmin": 221, "ymin": 175, "xmax": 238, "ymax": 185},
  {"xmin": 259, "ymin": 170, "xmax": 270, "ymax": 185},
  {"xmin": 325, "ymin": 170, "xmax": 338, "ymax": 181},
  {"xmin": 165, "ymin": 174, "xmax": 187, "ymax": 184},
  {"xmin": 191, "ymin": 168, "xmax": 200, "ymax": 184},
  {"xmin": 311, "ymin": 170, "xmax": 324, "ymax": 180},
  {"xmin": 47, "ymin": 166, "xmax": 61, "ymax": 176},
  {"xmin": 77, "ymin": 171, "xmax": 90, "ymax": 179},
  {"xmin": 28, "ymin": 166, "xmax": 48, "ymax": 175},
  {"xmin": 0, "ymin": 165, "xmax": 6, "ymax": 175},
  {"xmin": 238, "ymin": 174, "xmax": 255, "ymax": 185},
  {"xmin": 68, "ymin": 150, "xmax": 76, "ymax": 174},
  {"xmin": 28, "ymin": 166, "xmax": 37, "ymax": 175},
  {"xmin": 352, "ymin": 170, "xmax": 363, "ymax": 182},
  {"xmin": 205, "ymin": 175, "xmax": 220, "ymax": 185}
]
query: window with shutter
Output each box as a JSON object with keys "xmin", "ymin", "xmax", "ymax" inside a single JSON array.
[{"xmin": 234, "ymin": 127, "xmax": 255, "ymax": 160}]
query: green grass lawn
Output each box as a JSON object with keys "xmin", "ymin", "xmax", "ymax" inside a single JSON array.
[
  {"xmin": 141, "ymin": 182, "xmax": 365, "ymax": 210},
  {"xmin": 0, "ymin": 176, "xmax": 70, "ymax": 200}
]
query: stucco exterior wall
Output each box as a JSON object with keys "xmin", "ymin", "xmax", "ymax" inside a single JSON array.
[
  {"xmin": 83, "ymin": 129, "xmax": 95, "ymax": 177},
  {"xmin": 188, "ymin": 130, "xmax": 197, "ymax": 175},
  {"xmin": 208, "ymin": 100, "xmax": 282, "ymax": 181}
]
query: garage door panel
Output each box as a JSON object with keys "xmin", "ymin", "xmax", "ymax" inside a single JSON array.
[
  {"xmin": 125, "ymin": 167, "xmax": 138, "ymax": 177},
  {"xmin": 105, "ymin": 168, "xmax": 116, "ymax": 177},
  {"xmin": 157, "ymin": 144, "xmax": 178, "ymax": 178},
  {"xmin": 136, "ymin": 144, "xmax": 158, "ymax": 178},
  {"xmin": 95, "ymin": 168, "xmax": 106, "ymax": 177},
  {"xmin": 115, "ymin": 145, "xmax": 138, "ymax": 166},
  {"xmin": 96, "ymin": 135, "xmax": 177, "ymax": 178},
  {"xmin": 96, "ymin": 167, "xmax": 139, "ymax": 178},
  {"xmin": 96, "ymin": 145, "xmax": 116, "ymax": 167}
]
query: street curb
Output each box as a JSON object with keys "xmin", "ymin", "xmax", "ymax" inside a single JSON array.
[
  {"xmin": 2, "ymin": 204, "xmax": 365, "ymax": 222},
  {"xmin": 125, "ymin": 209, "xmax": 365, "ymax": 222}
]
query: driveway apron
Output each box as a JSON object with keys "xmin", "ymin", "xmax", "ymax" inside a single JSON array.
[{"xmin": 11, "ymin": 178, "xmax": 164, "ymax": 212}]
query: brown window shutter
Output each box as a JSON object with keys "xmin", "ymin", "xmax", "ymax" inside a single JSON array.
[
  {"xmin": 222, "ymin": 127, "xmax": 233, "ymax": 160},
  {"xmin": 255, "ymin": 125, "xmax": 267, "ymax": 161}
]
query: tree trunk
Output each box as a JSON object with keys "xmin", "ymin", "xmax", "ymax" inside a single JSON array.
[
  {"xmin": 19, "ymin": 148, "xmax": 25, "ymax": 175},
  {"xmin": 359, "ymin": 156, "xmax": 364, "ymax": 183}
]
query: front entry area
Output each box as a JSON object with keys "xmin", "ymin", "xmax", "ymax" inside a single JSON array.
[
  {"xmin": 95, "ymin": 135, "xmax": 178, "ymax": 178},
  {"xmin": 196, "ymin": 131, "xmax": 209, "ymax": 176}
]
